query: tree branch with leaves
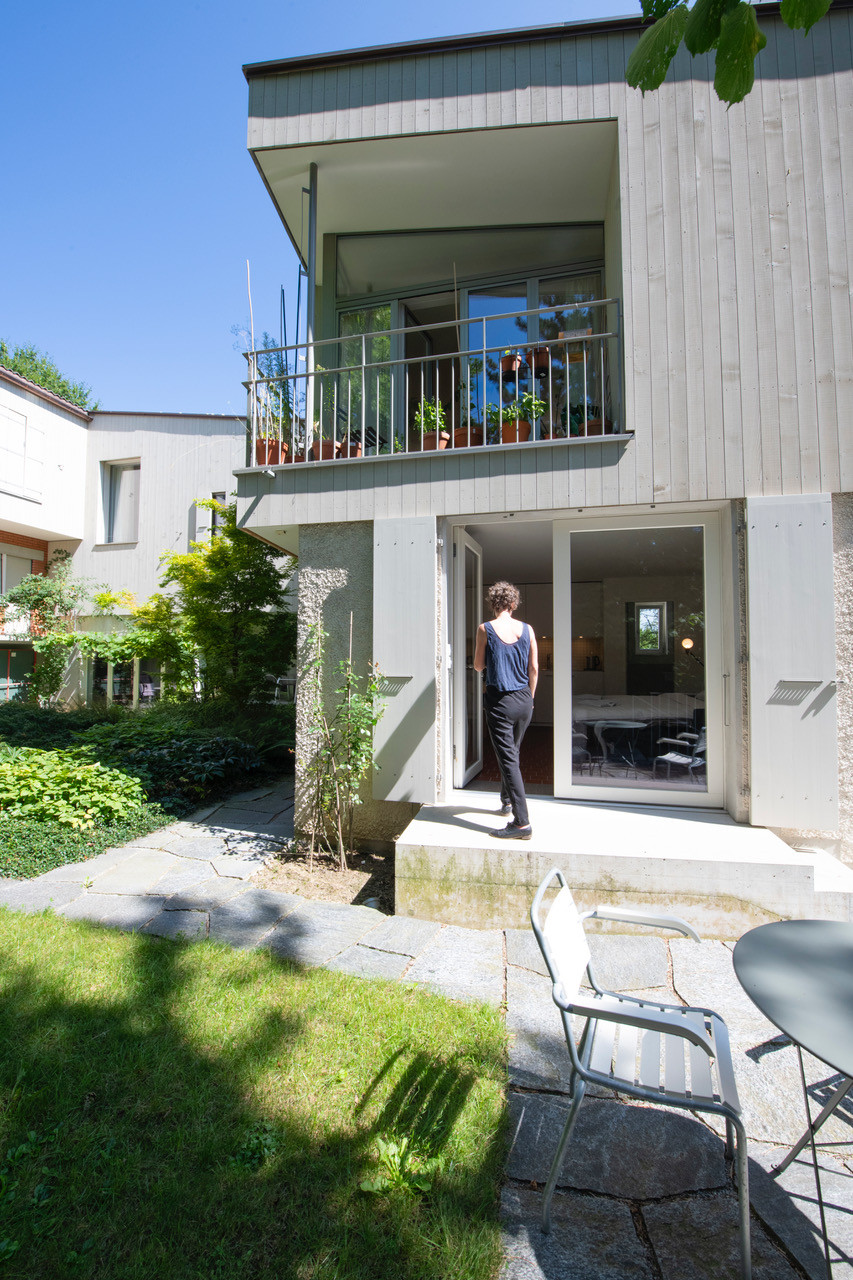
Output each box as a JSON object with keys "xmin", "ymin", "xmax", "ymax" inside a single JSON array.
[{"xmin": 626, "ymin": 0, "xmax": 833, "ymax": 105}]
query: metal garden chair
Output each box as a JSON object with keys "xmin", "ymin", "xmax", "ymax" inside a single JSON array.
[{"xmin": 530, "ymin": 867, "xmax": 751, "ymax": 1279}]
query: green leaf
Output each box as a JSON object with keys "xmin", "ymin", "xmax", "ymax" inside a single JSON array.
[
  {"xmin": 626, "ymin": 5, "xmax": 689, "ymax": 93},
  {"xmin": 684, "ymin": 0, "xmax": 738, "ymax": 54},
  {"xmin": 640, "ymin": 0, "xmax": 682, "ymax": 19},
  {"xmin": 714, "ymin": 2, "xmax": 767, "ymax": 104},
  {"xmin": 780, "ymin": 0, "xmax": 832, "ymax": 32}
]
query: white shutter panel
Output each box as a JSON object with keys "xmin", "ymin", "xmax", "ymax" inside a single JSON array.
[
  {"xmin": 372, "ymin": 517, "xmax": 437, "ymax": 802},
  {"xmin": 746, "ymin": 495, "xmax": 838, "ymax": 830}
]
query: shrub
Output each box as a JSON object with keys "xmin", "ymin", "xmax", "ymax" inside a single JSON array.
[
  {"xmin": 0, "ymin": 805, "xmax": 170, "ymax": 879},
  {"xmin": 0, "ymin": 748, "xmax": 146, "ymax": 830},
  {"xmin": 0, "ymin": 702, "xmax": 123, "ymax": 750},
  {"xmin": 82, "ymin": 725, "xmax": 264, "ymax": 805}
]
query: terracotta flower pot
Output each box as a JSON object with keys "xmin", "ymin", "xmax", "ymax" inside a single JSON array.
[
  {"xmin": 308, "ymin": 440, "xmax": 337, "ymax": 461},
  {"xmin": 420, "ymin": 431, "xmax": 450, "ymax": 451},
  {"xmin": 526, "ymin": 346, "xmax": 551, "ymax": 372},
  {"xmin": 500, "ymin": 353, "xmax": 524, "ymax": 375},
  {"xmin": 496, "ymin": 420, "xmax": 532, "ymax": 444},
  {"xmin": 336, "ymin": 441, "xmax": 362, "ymax": 458},
  {"xmin": 255, "ymin": 439, "xmax": 282, "ymax": 465},
  {"xmin": 452, "ymin": 427, "xmax": 484, "ymax": 448}
]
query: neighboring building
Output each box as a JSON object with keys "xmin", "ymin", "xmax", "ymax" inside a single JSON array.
[
  {"xmin": 0, "ymin": 366, "xmax": 90, "ymax": 699},
  {"xmin": 0, "ymin": 366, "xmax": 246, "ymax": 706},
  {"xmin": 234, "ymin": 7, "xmax": 853, "ymax": 892}
]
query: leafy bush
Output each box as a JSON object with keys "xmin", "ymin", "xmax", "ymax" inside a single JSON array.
[
  {"xmin": 0, "ymin": 702, "xmax": 124, "ymax": 751},
  {"xmin": 0, "ymin": 805, "xmax": 170, "ymax": 879},
  {"xmin": 0, "ymin": 749, "xmax": 146, "ymax": 830},
  {"xmin": 82, "ymin": 728, "xmax": 263, "ymax": 806}
]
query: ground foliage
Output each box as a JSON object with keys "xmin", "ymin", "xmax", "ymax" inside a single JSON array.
[
  {"xmin": 0, "ymin": 806, "xmax": 170, "ymax": 880},
  {"xmin": 0, "ymin": 342, "xmax": 98, "ymax": 410},
  {"xmin": 626, "ymin": 0, "xmax": 832, "ymax": 104},
  {"xmin": 0, "ymin": 748, "xmax": 146, "ymax": 831},
  {"xmin": 0, "ymin": 912, "xmax": 507, "ymax": 1280}
]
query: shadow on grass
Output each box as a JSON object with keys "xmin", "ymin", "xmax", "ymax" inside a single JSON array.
[{"xmin": 0, "ymin": 912, "xmax": 506, "ymax": 1280}]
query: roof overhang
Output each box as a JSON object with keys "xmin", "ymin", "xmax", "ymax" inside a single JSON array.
[{"xmin": 251, "ymin": 121, "xmax": 619, "ymax": 281}]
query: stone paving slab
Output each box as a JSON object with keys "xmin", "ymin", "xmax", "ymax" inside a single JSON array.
[
  {"xmin": 150, "ymin": 864, "xmax": 216, "ymax": 896},
  {"xmin": 59, "ymin": 893, "xmax": 168, "ymax": 931},
  {"xmin": 326, "ymin": 943, "xmax": 410, "ymax": 981},
  {"xmin": 165, "ymin": 878, "xmax": 248, "ymax": 910},
  {"xmin": 506, "ymin": 929, "xmax": 672, "ymax": 992},
  {"xmin": 507, "ymin": 1094, "xmax": 727, "ymax": 1197},
  {"xmin": 748, "ymin": 1142, "xmax": 853, "ymax": 1279},
  {"xmin": 89, "ymin": 851, "xmax": 183, "ymax": 894},
  {"xmin": 0, "ymin": 880, "xmax": 87, "ymax": 913},
  {"xmin": 360, "ymin": 915, "xmax": 442, "ymax": 958},
  {"xmin": 142, "ymin": 909, "xmax": 209, "ymax": 942},
  {"xmin": 209, "ymin": 855, "xmax": 269, "ymax": 881},
  {"xmin": 500, "ymin": 1186, "xmax": 656, "ymax": 1280},
  {"xmin": 405, "ymin": 924, "xmax": 503, "ymax": 1006},
  {"xmin": 263, "ymin": 900, "xmax": 382, "ymax": 967},
  {"xmin": 208, "ymin": 889, "xmax": 301, "ymax": 949},
  {"xmin": 34, "ymin": 849, "xmax": 135, "ymax": 882},
  {"xmin": 160, "ymin": 836, "xmax": 229, "ymax": 860},
  {"xmin": 641, "ymin": 1190, "xmax": 802, "ymax": 1279},
  {"xmin": 505, "ymin": 965, "xmax": 572, "ymax": 1091}
]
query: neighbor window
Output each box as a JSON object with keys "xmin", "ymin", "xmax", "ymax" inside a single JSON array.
[
  {"xmin": 0, "ymin": 406, "xmax": 43, "ymax": 501},
  {"xmin": 634, "ymin": 603, "xmax": 668, "ymax": 654},
  {"xmin": 211, "ymin": 492, "xmax": 227, "ymax": 534},
  {"xmin": 103, "ymin": 461, "xmax": 140, "ymax": 543}
]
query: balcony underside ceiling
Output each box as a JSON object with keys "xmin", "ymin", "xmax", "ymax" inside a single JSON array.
[{"xmin": 252, "ymin": 121, "xmax": 618, "ymax": 281}]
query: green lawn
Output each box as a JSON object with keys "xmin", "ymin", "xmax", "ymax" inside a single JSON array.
[{"xmin": 0, "ymin": 909, "xmax": 507, "ymax": 1279}]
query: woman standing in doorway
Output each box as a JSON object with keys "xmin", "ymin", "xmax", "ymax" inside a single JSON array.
[{"xmin": 473, "ymin": 581, "xmax": 539, "ymax": 840}]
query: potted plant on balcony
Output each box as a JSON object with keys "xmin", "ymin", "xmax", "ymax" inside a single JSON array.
[
  {"xmin": 499, "ymin": 349, "xmax": 525, "ymax": 375},
  {"xmin": 414, "ymin": 400, "xmax": 450, "ymax": 451},
  {"xmin": 486, "ymin": 392, "xmax": 547, "ymax": 444},
  {"xmin": 255, "ymin": 434, "xmax": 283, "ymax": 466}
]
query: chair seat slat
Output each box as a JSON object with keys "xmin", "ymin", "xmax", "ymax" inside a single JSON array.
[
  {"xmin": 683, "ymin": 1011, "xmax": 715, "ymax": 1099},
  {"xmin": 638, "ymin": 1029, "xmax": 662, "ymax": 1091},
  {"xmin": 614, "ymin": 1020, "xmax": 639, "ymax": 1083},
  {"xmin": 663, "ymin": 1033, "xmax": 687, "ymax": 1096},
  {"xmin": 589, "ymin": 1017, "xmax": 616, "ymax": 1075}
]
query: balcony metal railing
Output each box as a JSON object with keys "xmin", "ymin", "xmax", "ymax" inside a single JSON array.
[
  {"xmin": 0, "ymin": 606, "xmax": 31, "ymax": 640},
  {"xmin": 244, "ymin": 298, "xmax": 623, "ymax": 466}
]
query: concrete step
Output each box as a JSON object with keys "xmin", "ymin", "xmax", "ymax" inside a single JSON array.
[{"xmin": 396, "ymin": 792, "xmax": 853, "ymax": 935}]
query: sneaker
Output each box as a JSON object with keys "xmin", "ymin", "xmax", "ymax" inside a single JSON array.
[
  {"xmin": 491, "ymin": 823, "xmax": 533, "ymax": 841},
  {"xmin": 499, "ymin": 802, "xmax": 512, "ymax": 816}
]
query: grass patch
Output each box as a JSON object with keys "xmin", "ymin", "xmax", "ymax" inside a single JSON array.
[
  {"xmin": 0, "ymin": 805, "xmax": 172, "ymax": 880},
  {"xmin": 0, "ymin": 909, "xmax": 507, "ymax": 1279}
]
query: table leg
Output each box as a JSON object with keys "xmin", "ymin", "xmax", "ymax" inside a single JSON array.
[
  {"xmin": 792, "ymin": 1046, "xmax": 835, "ymax": 1280},
  {"xmin": 772, "ymin": 1073, "xmax": 852, "ymax": 1176}
]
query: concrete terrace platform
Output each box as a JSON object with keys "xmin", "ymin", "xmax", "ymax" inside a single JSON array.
[{"xmin": 396, "ymin": 791, "xmax": 853, "ymax": 935}]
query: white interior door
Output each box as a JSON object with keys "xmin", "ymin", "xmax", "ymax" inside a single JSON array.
[
  {"xmin": 453, "ymin": 528, "xmax": 484, "ymax": 788},
  {"xmin": 553, "ymin": 513, "xmax": 724, "ymax": 807}
]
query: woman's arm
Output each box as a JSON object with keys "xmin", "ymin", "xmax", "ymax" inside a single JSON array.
[
  {"xmin": 528, "ymin": 625, "xmax": 539, "ymax": 697},
  {"xmin": 473, "ymin": 623, "xmax": 488, "ymax": 674}
]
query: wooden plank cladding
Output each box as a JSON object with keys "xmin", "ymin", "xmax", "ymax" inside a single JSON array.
[{"xmin": 244, "ymin": 9, "xmax": 853, "ymax": 507}]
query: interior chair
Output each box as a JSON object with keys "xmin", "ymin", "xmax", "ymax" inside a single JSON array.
[
  {"xmin": 653, "ymin": 727, "xmax": 707, "ymax": 780},
  {"xmin": 530, "ymin": 868, "xmax": 751, "ymax": 1279}
]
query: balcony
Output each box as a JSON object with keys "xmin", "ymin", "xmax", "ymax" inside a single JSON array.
[
  {"xmin": 244, "ymin": 299, "xmax": 624, "ymax": 467},
  {"xmin": 0, "ymin": 606, "xmax": 31, "ymax": 640}
]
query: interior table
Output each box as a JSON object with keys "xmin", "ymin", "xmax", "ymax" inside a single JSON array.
[{"xmin": 733, "ymin": 920, "xmax": 853, "ymax": 1279}]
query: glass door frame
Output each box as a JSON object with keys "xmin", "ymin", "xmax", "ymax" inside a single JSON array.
[
  {"xmin": 452, "ymin": 527, "xmax": 484, "ymax": 788},
  {"xmin": 553, "ymin": 510, "xmax": 724, "ymax": 808}
]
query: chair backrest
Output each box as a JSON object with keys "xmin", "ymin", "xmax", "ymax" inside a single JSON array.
[{"xmin": 531, "ymin": 869, "xmax": 591, "ymax": 1007}]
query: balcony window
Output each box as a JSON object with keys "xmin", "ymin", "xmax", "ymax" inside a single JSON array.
[
  {"xmin": 103, "ymin": 461, "xmax": 140, "ymax": 544},
  {"xmin": 0, "ymin": 406, "xmax": 43, "ymax": 501}
]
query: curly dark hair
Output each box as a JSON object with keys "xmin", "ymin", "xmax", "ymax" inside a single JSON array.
[{"xmin": 488, "ymin": 581, "xmax": 521, "ymax": 615}]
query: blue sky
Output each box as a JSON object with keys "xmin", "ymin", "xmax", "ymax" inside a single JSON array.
[{"xmin": 2, "ymin": 0, "xmax": 630, "ymax": 414}]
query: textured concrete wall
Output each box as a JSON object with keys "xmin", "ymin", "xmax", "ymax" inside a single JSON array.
[
  {"xmin": 294, "ymin": 521, "xmax": 417, "ymax": 846},
  {"xmin": 772, "ymin": 493, "xmax": 853, "ymax": 866}
]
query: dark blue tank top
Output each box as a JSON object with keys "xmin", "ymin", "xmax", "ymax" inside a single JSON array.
[{"xmin": 485, "ymin": 620, "xmax": 531, "ymax": 692}]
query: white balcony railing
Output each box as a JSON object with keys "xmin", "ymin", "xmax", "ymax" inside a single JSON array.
[
  {"xmin": 0, "ymin": 606, "xmax": 31, "ymax": 639},
  {"xmin": 245, "ymin": 298, "xmax": 623, "ymax": 466}
]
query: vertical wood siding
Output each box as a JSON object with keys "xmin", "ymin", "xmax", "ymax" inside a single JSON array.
[{"xmin": 246, "ymin": 11, "xmax": 853, "ymax": 510}]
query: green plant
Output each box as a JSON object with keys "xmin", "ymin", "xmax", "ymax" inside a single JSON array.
[
  {"xmin": 0, "ymin": 551, "xmax": 95, "ymax": 707},
  {"xmin": 485, "ymin": 393, "xmax": 547, "ymax": 441},
  {"xmin": 0, "ymin": 341, "xmax": 98, "ymax": 410},
  {"xmin": 80, "ymin": 726, "xmax": 263, "ymax": 806},
  {"xmin": 0, "ymin": 749, "xmax": 146, "ymax": 830},
  {"xmin": 413, "ymin": 399, "xmax": 446, "ymax": 436},
  {"xmin": 359, "ymin": 1136, "xmax": 441, "ymax": 1195},
  {"xmin": 0, "ymin": 804, "xmax": 170, "ymax": 879},
  {"xmin": 301, "ymin": 620, "xmax": 384, "ymax": 871}
]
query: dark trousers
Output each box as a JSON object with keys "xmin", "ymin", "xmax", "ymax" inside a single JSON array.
[{"xmin": 484, "ymin": 686, "xmax": 534, "ymax": 828}]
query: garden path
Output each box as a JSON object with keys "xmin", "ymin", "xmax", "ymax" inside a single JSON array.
[{"xmin": 0, "ymin": 779, "xmax": 849, "ymax": 1279}]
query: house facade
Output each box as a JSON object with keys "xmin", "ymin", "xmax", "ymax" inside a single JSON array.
[
  {"xmin": 234, "ymin": 7, "xmax": 853, "ymax": 866},
  {"xmin": 0, "ymin": 370, "xmax": 246, "ymax": 707}
]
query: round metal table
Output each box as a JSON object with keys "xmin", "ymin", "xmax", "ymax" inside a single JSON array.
[{"xmin": 733, "ymin": 920, "xmax": 853, "ymax": 1278}]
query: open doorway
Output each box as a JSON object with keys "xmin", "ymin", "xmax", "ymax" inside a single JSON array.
[{"xmin": 453, "ymin": 519, "xmax": 555, "ymax": 796}]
